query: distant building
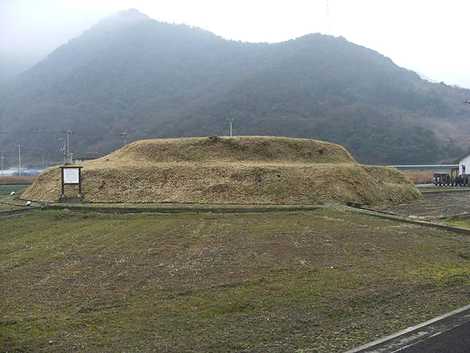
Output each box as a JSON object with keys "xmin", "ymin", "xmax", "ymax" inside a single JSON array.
[{"xmin": 459, "ymin": 154, "xmax": 470, "ymax": 175}]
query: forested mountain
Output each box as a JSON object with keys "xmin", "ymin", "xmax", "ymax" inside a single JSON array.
[{"xmin": 1, "ymin": 8, "xmax": 470, "ymax": 165}]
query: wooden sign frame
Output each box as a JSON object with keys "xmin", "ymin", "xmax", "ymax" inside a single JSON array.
[{"xmin": 60, "ymin": 166, "xmax": 83, "ymax": 200}]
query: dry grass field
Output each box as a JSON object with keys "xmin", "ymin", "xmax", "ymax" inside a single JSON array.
[
  {"xmin": 2, "ymin": 208, "xmax": 470, "ymax": 353},
  {"xmin": 0, "ymin": 176, "xmax": 35, "ymax": 185},
  {"xmin": 402, "ymin": 170, "xmax": 434, "ymax": 184}
]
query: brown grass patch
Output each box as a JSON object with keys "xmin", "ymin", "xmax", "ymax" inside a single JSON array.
[
  {"xmin": 402, "ymin": 170, "xmax": 434, "ymax": 184},
  {"xmin": 0, "ymin": 176, "xmax": 35, "ymax": 185}
]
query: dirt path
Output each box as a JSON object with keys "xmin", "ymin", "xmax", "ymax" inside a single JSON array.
[{"xmin": 381, "ymin": 191, "xmax": 470, "ymax": 219}]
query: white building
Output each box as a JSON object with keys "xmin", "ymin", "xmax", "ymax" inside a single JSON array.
[{"xmin": 459, "ymin": 154, "xmax": 470, "ymax": 175}]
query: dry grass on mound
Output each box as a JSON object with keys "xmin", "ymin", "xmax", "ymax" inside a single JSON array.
[
  {"xmin": 23, "ymin": 163, "xmax": 419, "ymax": 206},
  {"xmin": 22, "ymin": 137, "xmax": 420, "ymax": 206},
  {"xmin": 102, "ymin": 136, "xmax": 355, "ymax": 164}
]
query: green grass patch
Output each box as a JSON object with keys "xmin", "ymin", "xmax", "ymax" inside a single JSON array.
[
  {"xmin": 0, "ymin": 184, "xmax": 27, "ymax": 197},
  {"xmin": 1, "ymin": 209, "xmax": 470, "ymax": 352},
  {"xmin": 445, "ymin": 217, "xmax": 470, "ymax": 229},
  {"xmin": 0, "ymin": 185, "xmax": 29, "ymax": 211}
]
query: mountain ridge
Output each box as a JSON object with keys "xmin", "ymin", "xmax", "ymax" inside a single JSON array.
[{"xmin": 1, "ymin": 9, "xmax": 469, "ymax": 165}]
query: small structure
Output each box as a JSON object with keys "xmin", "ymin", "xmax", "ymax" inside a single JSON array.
[
  {"xmin": 429, "ymin": 154, "xmax": 470, "ymax": 186},
  {"xmin": 60, "ymin": 165, "xmax": 83, "ymax": 201},
  {"xmin": 459, "ymin": 154, "xmax": 470, "ymax": 175}
]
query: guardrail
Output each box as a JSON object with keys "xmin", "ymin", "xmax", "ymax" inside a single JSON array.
[{"xmin": 389, "ymin": 164, "xmax": 458, "ymax": 169}]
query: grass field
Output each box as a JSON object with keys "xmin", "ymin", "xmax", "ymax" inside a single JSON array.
[
  {"xmin": 401, "ymin": 170, "xmax": 433, "ymax": 184},
  {"xmin": 0, "ymin": 203, "xmax": 22, "ymax": 211},
  {"xmin": 2, "ymin": 208, "xmax": 470, "ymax": 352},
  {"xmin": 0, "ymin": 176, "xmax": 35, "ymax": 185},
  {"xmin": 0, "ymin": 185, "xmax": 29, "ymax": 211},
  {"xmin": 0, "ymin": 184, "xmax": 28, "ymax": 197},
  {"xmin": 445, "ymin": 217, "xmax": 470, "ymax": 229}
]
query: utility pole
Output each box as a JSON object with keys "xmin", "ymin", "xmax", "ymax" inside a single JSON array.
[
  {"xmin": 0, "ymin": 131, "xmax": 6, "ymax": 175},
  {"xmin": 67, "ymin": 130, "xmax": 72, "ymax": 164},
  {"xmin": 18, "ymin": 144, "xmax": 22, "ymax": 176},
  {"xmin": 325, "ymin": 0, "xmax": 331, "ymax": 34},
  {"xmin": 228, "ymin": 118, "xmax": 234, "ymax": 137},
  {"xmin": 61, "ymin": 138, "xmax": 66, "ymax": 164},
  {"xmin": 63, "ymin": 130, "xmax": 72, "ymax": 164},
  {"xmin": 41, "ymin": 153, "xmax": 46, "ymax": 170},
  {"xmin": 120, "ymin": 130, "xmax": 129, "ymax": 146},
  {"xmin": 0, "ymin": 152, "xmax": 4, "ymax": 176}
]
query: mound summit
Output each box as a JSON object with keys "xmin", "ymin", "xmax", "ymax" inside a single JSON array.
[{"xmin": 24, "ymin": 136, "xmax": 420, "ymax": 205}]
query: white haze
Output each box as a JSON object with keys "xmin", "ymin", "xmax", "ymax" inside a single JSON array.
[{"xmin": 1, "ymin": 0, "xmax": 469, "ymax": 88}]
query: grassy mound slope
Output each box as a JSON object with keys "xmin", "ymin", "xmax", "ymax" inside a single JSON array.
[
  {"xmin": 104, "ymin": 136, "xmax": 356, "ymax": 164},
  {"xmin": 23, "ymin": 136, "xmax": 420, "ymax": 205},
  {"xmin": 2, "ymin": 209, "xmax": 470, "ymax": 353}
]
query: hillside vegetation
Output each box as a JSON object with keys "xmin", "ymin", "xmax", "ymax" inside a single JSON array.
[
  {"xmin": 1, "ymin": 9, "xmax": 469, "ymax": 165},
  {"xmin": 22, "ymin": 136, "xmax": 419, "ymax": 205}
]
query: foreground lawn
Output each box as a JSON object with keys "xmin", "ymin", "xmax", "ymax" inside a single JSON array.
[
  {"xmin": 1, "ymin": 209, "xmax": 470, "ymax": 353},
  {"xmin": 445, "ymin": 216, "xmax": 470, "ymax": 228}
]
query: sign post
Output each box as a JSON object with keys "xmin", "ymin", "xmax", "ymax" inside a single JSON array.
[{"xmin": 60, "ymin": 166, "xmax": 83, "ymax": 201}]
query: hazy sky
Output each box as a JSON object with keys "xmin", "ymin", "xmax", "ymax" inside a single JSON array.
[{"xmin": 1, "ymin": 0, "xmax": 470, "ymax": 87}]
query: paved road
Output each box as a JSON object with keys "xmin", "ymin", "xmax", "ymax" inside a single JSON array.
[
  {"xmin": 347, "ymin": 306, "xmax": 470, "ymax": 353},
  {"xmin": 400, "ymin": 321, "xmax": 470, "ymax": 353}
]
